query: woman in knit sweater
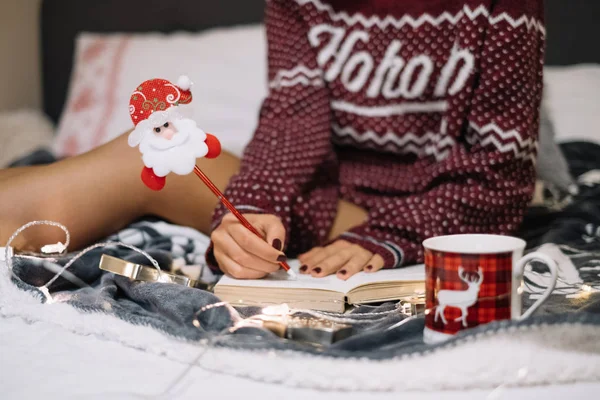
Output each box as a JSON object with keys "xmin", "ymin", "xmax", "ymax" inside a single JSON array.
[{"xmin": 0, "ymin": 0, "xmax": 545, "ymax": 281}]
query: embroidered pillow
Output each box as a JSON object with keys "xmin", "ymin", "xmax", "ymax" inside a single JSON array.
[{"xmin": 53, "ymin": 25, "xmax": 268, "ymax": 158}]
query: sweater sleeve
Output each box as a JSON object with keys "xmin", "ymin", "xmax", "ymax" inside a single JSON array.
[
  {"xmin": 206, "ymin": 0, "xmax": 337, "ymax": 270},
  {"xmin": 339, "ymin": 0, "xmax": 545, "ymax": 269}
]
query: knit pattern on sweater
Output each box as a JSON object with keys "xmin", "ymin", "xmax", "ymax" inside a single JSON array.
[{"xmin": 208, "ymin": 0, "xmax": 544, "ymax": 270}]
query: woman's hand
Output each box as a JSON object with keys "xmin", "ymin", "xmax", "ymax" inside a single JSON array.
[
  {"xmin": 298, "ymin": 240, "xmax": 384, "ymax": 280},
  {"xmin": 211, "ymin": 213, "xmax": 287, "ymax": 279}
]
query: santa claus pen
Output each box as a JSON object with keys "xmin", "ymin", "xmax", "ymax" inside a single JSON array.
[{"xmin": 127, "ymin": 75, "xmax": 296, "ymax": 279}]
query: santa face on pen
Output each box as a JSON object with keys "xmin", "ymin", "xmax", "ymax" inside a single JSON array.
[
  {"xmin": 138, "ymin": 118, "xmax": 209, "ymax": 177},
  {"xmin": 127, "ymin": 76, "xmax": 221, "ymax": 191}
]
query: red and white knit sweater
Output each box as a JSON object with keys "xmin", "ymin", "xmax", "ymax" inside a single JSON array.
[{"xmin": 207, "ymin": 0, "xmax": 544, "ymax": 270}]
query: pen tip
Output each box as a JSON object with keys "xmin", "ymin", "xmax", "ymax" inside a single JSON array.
[{"xmin": 287, "ymin": 269, "xmax": 298, "ymax": 280}]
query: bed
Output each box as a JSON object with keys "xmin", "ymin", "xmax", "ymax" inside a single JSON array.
[{"xmin": 1, "ymin": 0, "xmax": 600, "ymax": 398}]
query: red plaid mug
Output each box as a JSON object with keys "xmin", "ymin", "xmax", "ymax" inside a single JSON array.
[{"xmin": 422, "ymin": 234, "xmax": 558, "ymax": 344}]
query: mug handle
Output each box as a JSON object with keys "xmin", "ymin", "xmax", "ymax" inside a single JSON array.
[{"xmin": 514, "ymin": 252, "xmax": 559, "ymax": 320}]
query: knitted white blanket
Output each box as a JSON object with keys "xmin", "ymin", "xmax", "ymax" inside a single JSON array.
[{"xmin": 2, "ymin": 249, "xmax": 599, "ymax": 393}]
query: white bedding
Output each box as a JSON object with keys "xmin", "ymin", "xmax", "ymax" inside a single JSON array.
[
  {"xmin": 1, "ymin": 317, "xmax": 598, "ymax": 400},
  {"xmin": 2, "ymin": 249, "xmax": 599, "ymax": 398}
]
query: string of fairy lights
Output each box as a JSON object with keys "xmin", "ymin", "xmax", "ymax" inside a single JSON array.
[{"xmin": 2, "ymin": 220, "xmax": 599, "ymax": 397}]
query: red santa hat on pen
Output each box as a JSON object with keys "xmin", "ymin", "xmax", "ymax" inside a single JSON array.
[{"xmin": 127, "ymin": 75, "xmax": 193, "ymax": 147}]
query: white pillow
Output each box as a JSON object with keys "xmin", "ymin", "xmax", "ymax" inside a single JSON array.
[
  {"xmin": 54, "ymin": 25, "xmax": 268, "ymax": 157},
  {"xmin": 543, "ymin": 64, "xmax": 600, "ymax": 144}
]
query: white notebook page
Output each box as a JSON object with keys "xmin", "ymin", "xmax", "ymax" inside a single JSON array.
[{"xmin": 216, "ymin": 260, "xmax": 425, "ymax": 295}]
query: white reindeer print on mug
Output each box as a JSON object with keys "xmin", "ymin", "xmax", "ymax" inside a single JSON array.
[{"xmin": 434, "ymin": 267, "xmax": 483, "ymax": 327}]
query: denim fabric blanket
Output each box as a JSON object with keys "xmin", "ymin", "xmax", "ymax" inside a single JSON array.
[{"xmin": 6, "ymin": 143, "xmax": 600, "ymax": 362}]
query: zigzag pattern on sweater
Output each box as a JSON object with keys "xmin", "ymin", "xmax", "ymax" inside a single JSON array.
[
  {"xmin": 331, "ymin": 121, "xmax": 538, "ymax": 163},
  {"xmin": 467, "ymin": 121, "xmax": 538, "ymax": 163},
  {"xmin": 295, "ymin": 0, "xmax": 545, "ymax": 35},
  {"xmin": 269, "ymin": 64, "xmax": 324, "ymax": 89},
  {"xmin": 331, "ymin": 121, "xmax": 454, "ymax": 161}
]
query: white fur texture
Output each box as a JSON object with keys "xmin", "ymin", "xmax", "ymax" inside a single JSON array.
[
  {"xmin": 127, "ymin": 106, "xmax": 182, "ymax": 147},
  {"xmin": 1, "ymin": 248, "xmax": 600, "ymax": 393},
  {"xmin": 138, "ymin": 118, "xmax": 208, "ymax": 177},
  {"xmin": 0, "ymin": 109, "xmax": 54, "ymax": 167},
  {"xmin": 177, "ymin": 75, "xmax": 192, "ymax": 91}
]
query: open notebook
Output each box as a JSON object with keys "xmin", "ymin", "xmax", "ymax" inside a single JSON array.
[{"xmin": 214, "ymin": 260, "xmax": 425, "ymax": 312}]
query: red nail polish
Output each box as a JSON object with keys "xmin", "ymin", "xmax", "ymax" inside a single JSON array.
[
  {"xmin": 277, "ymin": 255, "xmax": 287, "ymax": 262},
  {"xmin": 299, "ymin": 265, "xmax": 308, "ymax": 272},
  {"xmin": 366, "ymin": 265, "xmax": 373, "ymax": 271},
  {"xmin": 313, "ymin": 267, "xmax": 322, "ymax": 274},
  {"xmin": 272, "ymin": 238, "xmax": 282, "ymax": 251},
  {"xmin": 339, "ymin": 269, "xmax": 347, "ymax": 275}
]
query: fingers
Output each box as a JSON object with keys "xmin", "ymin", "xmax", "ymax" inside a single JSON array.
[
  {"xmin": 298, "ymin": 246, "xmax": 322, "ymax": 264},
  {"xmin": 212, "ymin": 213, "xmax": 287, "ymax": 280},
  {"xmin": 310, "ymin": 245, "xmax": 357, "ymax": 277},
  {"xmin": 251, "ymin": 214, "xmax": 286, "ymax": 253},
  {"xmin": 214, "ymin": 212, "xmax": 390, "ymax": 282},
  {"xmin": 214, "ymin": 248, "xmax": 268, "ymax": 279},
  {"xmin": 303, "ymin": 240, "xmax": 352, "ymax": 273},
  {"xmin": 227, "ymin": 222, "xmax": 284, "ymax": 264},
  {"xmin": 298, "ymin": 246, "xmax": 323, "ymax": 274},
  {"xmin": 211, "ymin": 229, "xmax": 280, "ymax": 274},
  {"xmin": 336, "ymin": 248, "xmax": 373, "ymax": 280},
  {"xmin": 363, "ymin": 254, "xmax": 385, "ymax": 273},
  {"xmin": 299, "ymin": 241, "xmax": 387, "ymax": 279}
]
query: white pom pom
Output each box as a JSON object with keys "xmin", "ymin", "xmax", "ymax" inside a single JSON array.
[{"xmin": 177, "ymin": 75, "xmax": 192, "ymax": 91}]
